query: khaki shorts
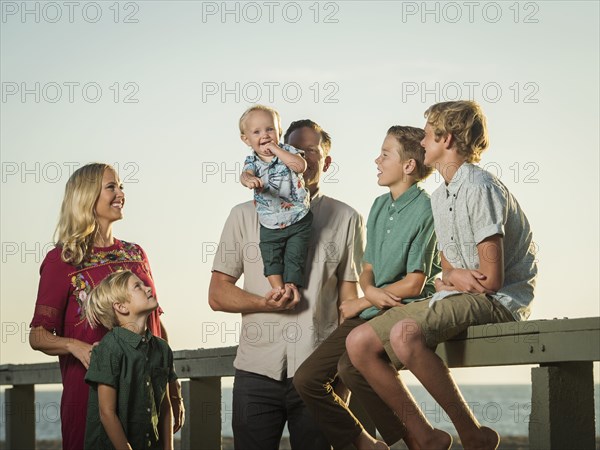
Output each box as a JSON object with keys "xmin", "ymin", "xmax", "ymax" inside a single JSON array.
[{"xmin": 368, "ymin": 293, "xmax": 515, "ymax": 369}]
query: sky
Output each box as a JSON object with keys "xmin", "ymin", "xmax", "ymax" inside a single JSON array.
[{"xmin": 1, "ymin": 1, "xmax": 599, "ymax": 388}]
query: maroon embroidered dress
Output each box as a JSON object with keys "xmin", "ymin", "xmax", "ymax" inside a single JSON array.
[{"xmin": 30, "ymin": 239, "xmax": 163, "ymax": 450}]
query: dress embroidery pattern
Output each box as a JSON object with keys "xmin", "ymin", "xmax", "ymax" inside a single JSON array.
[
  {"xmin": 80, "ymin": 241, "xmax": 143, "ymax": 268},
  {"xmin": 69, "ymin": 241, "xmax": 146, "ymax": 322},
  {"xmin": 71, "ymin": 273, "xmax": 91, "ymax": 319}
]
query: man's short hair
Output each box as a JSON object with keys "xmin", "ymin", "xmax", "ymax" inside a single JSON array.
[
  {"xmin": 284, "ymin": 119, "xmax": 332, "ymax": 156},
  {"xmin": 387, "ymin": 126, "xmax": 433, "ymax": 181}
]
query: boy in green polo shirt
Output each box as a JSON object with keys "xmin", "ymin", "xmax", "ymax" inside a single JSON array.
[
  {"xmin": 293, "ymin": 126, "xmax": 440, "ymax": 450},
  {"xmin": 83, "ymin": 270, "xmax": 177, "ymax": 450}
]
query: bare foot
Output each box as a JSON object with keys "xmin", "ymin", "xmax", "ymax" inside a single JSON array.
[
  {"xmin": 461, "ymin": 426, "xmax": 499, "ymax": 450},
  {"xmin": 285, "ymin": 283, "xmax": 301, "ymax": 303},
  {"xmin": 418, "ymin": 428, "xmax": 452, "ymax": 450},
  {"xmin": 270, "ymin": 287, "xmax": 285, "ymax": 301},
  {"xmin": 354, "ymin": 430, "xmax": 389, "ymax": 450}
]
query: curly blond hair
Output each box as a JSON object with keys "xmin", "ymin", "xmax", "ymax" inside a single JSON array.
[{"xmin": 424, "ymin": 101, "xmax": 489, "ymax": 163}]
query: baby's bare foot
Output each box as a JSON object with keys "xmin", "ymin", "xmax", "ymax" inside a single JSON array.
[{"xmin": 269, "ymin": 287, "xmax": 285, "ymax": 301}]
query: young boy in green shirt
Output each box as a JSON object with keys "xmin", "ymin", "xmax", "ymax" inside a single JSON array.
[
  {"xmin": 84, "ymin": 270, "xmax": 177, "ymax": 450},
  {"xmin": 293, "ymin": 126, "xmax": 440, "ymax": 450}
]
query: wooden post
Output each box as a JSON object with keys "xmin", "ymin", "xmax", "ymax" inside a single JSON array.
[
  {"xmin": 181, "ymin": 377, "xmax": 222, "ymax": 450},
  {"xmin": 5, "ymin": 384, "xmax": 35, "ymax": 450},
  {"xmin": 529, "ymin": 361, "xmax": 595, "ymax": 449}
]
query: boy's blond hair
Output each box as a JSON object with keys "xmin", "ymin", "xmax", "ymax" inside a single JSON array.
[
  {"xmin": 387, "ymin": 126, "xmax": 433, "ymax": 181},
  {"xmin": 424, "ymin": 101, "xmax": 489, "ymax": 163},
  {"xmin": 239, "ymin": 104, "xmax": 283, "ymax": 137},
  {"xmin": 85, "ymin": 270, "xmax": 135, "ymax": 330}
]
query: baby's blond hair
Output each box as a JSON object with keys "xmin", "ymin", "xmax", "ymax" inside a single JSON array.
[{"xmin": 239, "ymin": 105, "xmax": 282, "ymax": 137}]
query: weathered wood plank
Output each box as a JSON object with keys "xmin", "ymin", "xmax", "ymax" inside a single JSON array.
[
  {"xmin": 0, "ymin": 363, "xmax": 61, "ymax": 385},
  {"xmin": 438, "ymin": 329, "xmax": 600, "ymax": 367},
  {"xmin": 173, "ymin": 346, "xmax": 237, "ymax": 360},
  {"xmin": 3, "ymin": 319, "xmax": 599, "ymax": 384},
  {"xmin": 452, "ymin": 317, "xmax": 600, "ymax": 340},
  {"xmin": 175, "ymin": 355, "xmax": 236, "ymax": 379}
]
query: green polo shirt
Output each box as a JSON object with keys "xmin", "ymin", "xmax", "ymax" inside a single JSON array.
[
  {"xmin": 84, "ymin": 326, "xmax": 177, "ymax": 450},
  {"xmin": 360, "ymin": 183, "xmax": 441, "ymax": 320}
]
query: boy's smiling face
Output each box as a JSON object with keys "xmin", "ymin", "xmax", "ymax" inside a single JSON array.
[
  {"xmin": 241, "ymin": 110, "xmax": 280, "ymax": 158},
  {"xmin": 125, "ymin": 274, "xmax": 158, "ymax": 315},
  {"xmin": 421, "ymin": 122, "xmax": 446, "ymax": 167},
  {"xmin": 375, "ymin": 134, "xmax": 406, "ymax": 187}
]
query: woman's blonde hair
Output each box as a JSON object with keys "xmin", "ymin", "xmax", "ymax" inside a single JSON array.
[
  {"xmin": 85, "ymin": 270, "xmax": 134, "ymax": 330},
  {"xmin": 54, "ymin": 163, "xmax": 116, "ymax": 265},
  {"xmin": 424, "ymin": 101, "xmax": 489, "ymax": 163}
]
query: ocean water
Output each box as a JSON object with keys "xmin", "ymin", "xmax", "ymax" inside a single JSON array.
[{"xmin": 1, "ymin": 385, "xmax": 599, "ymax": 440}]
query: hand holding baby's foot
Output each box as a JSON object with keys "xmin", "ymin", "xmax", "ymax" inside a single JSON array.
[
  {"xmin": 265, "ymin": 287, "xmax": 285, "ymax": 304},
  {"xmin": 283, "ymin": 283, "xmax": 300, "ymax": 310}
]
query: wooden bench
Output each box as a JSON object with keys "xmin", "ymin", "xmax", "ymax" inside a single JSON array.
[{"xmin": 2, "ymin": 317, "xmax": 599, "ymax": 449}]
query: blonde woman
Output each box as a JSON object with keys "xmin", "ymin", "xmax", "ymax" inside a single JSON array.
[{"xmin": 29, "ymin": 163, "xmax": 183, "ymax": 450}]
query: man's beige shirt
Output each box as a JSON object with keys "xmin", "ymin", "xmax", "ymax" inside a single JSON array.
[{"xmin": 212, "ymin": 192, "xmax": 365, "ymax": 380}]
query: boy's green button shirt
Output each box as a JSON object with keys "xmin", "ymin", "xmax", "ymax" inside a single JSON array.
[
  {"xmin": 360, "ymin": 183, "xmax": 440, "ymax": 320},
  {"xmin": 84, "ymin": 326, "xmax": 177, "ymax": 450}
]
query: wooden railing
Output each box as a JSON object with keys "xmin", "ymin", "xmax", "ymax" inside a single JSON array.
[{"xmin": 2, "ymin": 317, "xmax": 599, "ymax": 449}]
